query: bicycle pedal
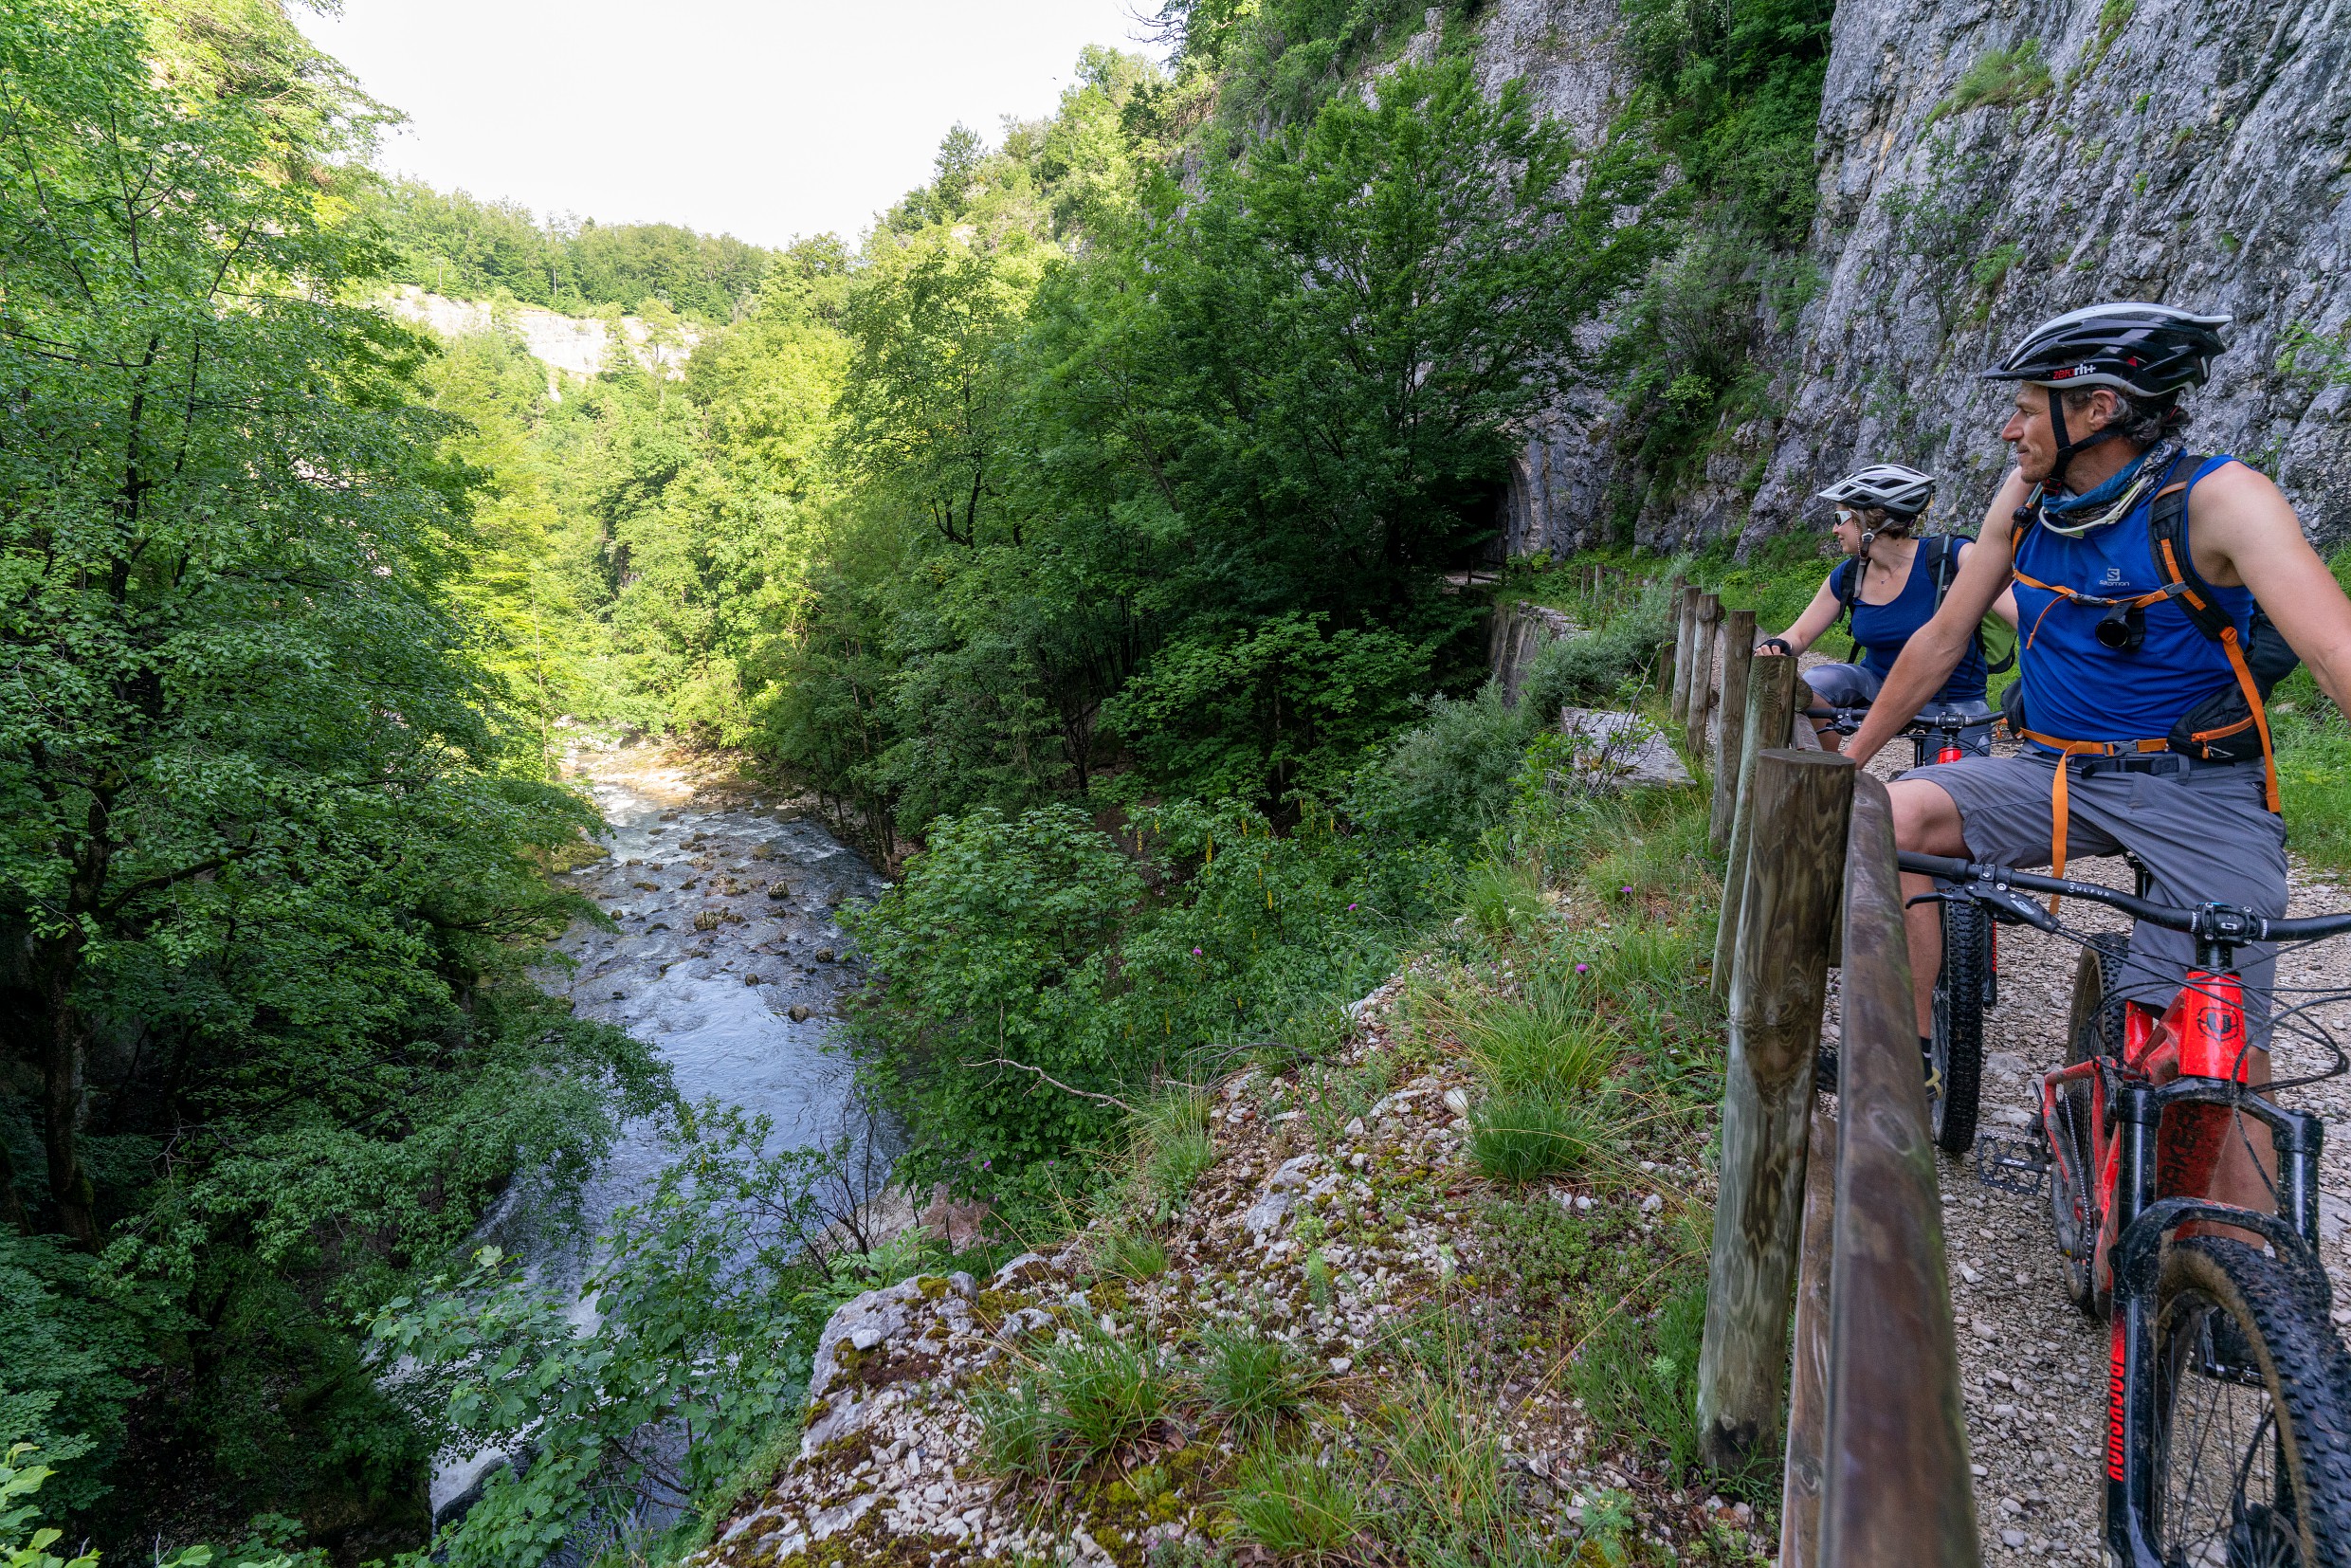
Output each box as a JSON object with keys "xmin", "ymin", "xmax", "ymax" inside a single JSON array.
[{"xmin": 1976, "ymin": 1133, "xmax": 2049, "ymax": 1195}]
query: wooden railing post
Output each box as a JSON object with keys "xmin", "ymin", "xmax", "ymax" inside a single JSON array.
[
  {"xmin": 1697, "ymin": 749, "xmax": 1852, "ymax": 1473},
  {"xmin": 1820, "ymin": 775, "xmax": 1979, "ymax": 1566},
  {"xmin": 1686, "ymin": 593, "xmax": 1722, "ymax": 762},
  {"xmin": 1712, "ymin": 655, "xmax": 1798, "ymax": 1002},
  {"xmin": 1780, "ymin": 1101, "xmax": 1839, "ymax": 1567},
  {"xmin": 1709, "ymin": 609, "xmax": 1758, "ymax": 850},
  {"xmin": 1669, "ymin": 581, "xmax": 1697, "ymax": 725}
]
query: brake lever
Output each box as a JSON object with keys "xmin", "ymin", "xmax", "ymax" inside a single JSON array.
[
  {"xmin": 1973, "ymin": 882, "xmax": 2061, "ymax": 932},
  {"xmin": 1908, "ymin": 880, "xmax": 2060, "ymax": 932}
]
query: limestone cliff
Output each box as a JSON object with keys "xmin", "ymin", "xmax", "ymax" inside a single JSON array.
[
  {"xmin": 1485, "ymin": 0, "xmax": 2351, "ymax": 553},
  {"xmin": 383, "ymin": 285, "xmax": 699, "ymax": 391}
]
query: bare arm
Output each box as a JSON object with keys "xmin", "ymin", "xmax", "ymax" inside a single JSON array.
[
  {"xmin": 1992, "ymin": 585, "xmax": 2020, "ymax": 629},
  {"xmin": 1849, "ymin": 471, "xmax": 2030, "ymax": 764},
  {"xmin": 2193, "ymin": 463, "xmax": 2351, "ymax": 717},
  {"xmin": 1762, "ymin": 573, "xmax": 1844, "ymax": 656}
]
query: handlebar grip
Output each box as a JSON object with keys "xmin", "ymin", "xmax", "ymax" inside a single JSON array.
[{"xmin": 2258, "ymin": 912, "xmax": 2351, "ymax": 940}]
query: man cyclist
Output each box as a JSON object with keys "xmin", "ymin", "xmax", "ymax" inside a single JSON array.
[
  {"xmin": 1756, "ymin": 464, "xmax": 2019, "ymax": 751},
  {"xmin": 1843, "ymin": 301, "xmax": 2351, "ymax": 1204}
]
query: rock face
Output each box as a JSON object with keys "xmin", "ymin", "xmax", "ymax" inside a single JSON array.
[
  {"xmin": 1483, "ymin": 0, "xmax": 2351, "ymax": 554},
  {"xmin": 383, "ymin": 285, "xmax": 700, "ymax": 390}
]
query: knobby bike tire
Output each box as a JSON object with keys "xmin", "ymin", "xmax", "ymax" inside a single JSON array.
[
  {"xmin": 1931, "ymin": 898, "xmax": 1989, "ymax": 1154},
  {"xmin": 2151, "ymin": 1238, "xmax": 2351, "ymax": 1567},
  {"xmin": 2056, "ymin": 934, "xmax": 2127, "ymax": 1320}
]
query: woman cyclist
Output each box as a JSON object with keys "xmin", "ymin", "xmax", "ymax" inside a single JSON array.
[{"xmin": 1755, "ymin": 464, "xmax": 2018, "ymax": 750}]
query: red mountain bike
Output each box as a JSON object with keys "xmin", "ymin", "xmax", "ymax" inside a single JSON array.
[{"xmin": 1903, "ymin": 851, "xmax": 2351, "ymax": 1567}]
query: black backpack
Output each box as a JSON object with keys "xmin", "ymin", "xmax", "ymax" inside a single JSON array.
[{"xmin": 2145, "ymin": 460, "xmax": 2299, "ymax": 764}]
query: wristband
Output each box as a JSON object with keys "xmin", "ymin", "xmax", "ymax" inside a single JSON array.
[{"xmin": 1758, "ymin": 637, "xmax": 1793, "ymax": 656}]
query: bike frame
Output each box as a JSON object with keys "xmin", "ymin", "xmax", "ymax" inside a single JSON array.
[{"xmin": 2033, "ymin": 959, "xmax": 2331, "ymax": 1565}]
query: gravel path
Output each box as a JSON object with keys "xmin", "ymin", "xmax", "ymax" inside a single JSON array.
[{"xmin": 1833, "ymin": 738, "xmax": 2351, "ymax": 1564}]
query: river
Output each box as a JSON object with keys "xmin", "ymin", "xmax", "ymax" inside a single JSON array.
[{"xmin": 429, "ymin": 738, "xmax": 890, "ymax": 1521}]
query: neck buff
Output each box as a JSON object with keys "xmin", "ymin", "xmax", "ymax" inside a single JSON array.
[{"xmin": 2030, "ymin": 439, "xmax": 2178, "ymax": 538}]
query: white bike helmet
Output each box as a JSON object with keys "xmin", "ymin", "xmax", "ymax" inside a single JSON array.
[{"xmin": 1815, "ymin": 463, "xmax": 1937, "ymax": 519}]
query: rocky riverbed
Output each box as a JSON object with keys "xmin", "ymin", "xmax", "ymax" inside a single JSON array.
[{"xmin": 434, "ymin": 738, "xmax": 890, "ymax": 1522}]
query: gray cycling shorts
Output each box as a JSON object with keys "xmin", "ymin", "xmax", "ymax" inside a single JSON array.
[{"xmin": 1903, "ymin": 751, "xmax": 2287, "ymax": 1042}]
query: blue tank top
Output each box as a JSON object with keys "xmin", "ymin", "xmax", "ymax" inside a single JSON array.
[
  {"xmin": 2010, "ymin": 453, "xmax": 2254, "ymax": 750},
  {"xmin": 1830, "ymin": 538, "xmax": 1989, "ymax": 703}
]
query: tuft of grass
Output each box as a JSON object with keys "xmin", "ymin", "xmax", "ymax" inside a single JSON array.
[
  {"xmin": 1127, "ymin": 1086, "xmax": 1216, "ymax": 1220},
  {"xmin": 1300, "ymin": 1051, "xmax": 1395, "ymax": 1151},
  {"xmin": 1227, "ymin": 1442, "xmax": 1367, "ymax": 1558},
  {"xmin": 1467, "ymin": 1089, "xmax": 1606, "ymax": 1184},
  {"xmin": 1568, "ymin": 1279, "xmax": 1738, "ymax": 1490},
  {"xmin": 970, "ymin": 1376, "xmax": 1053, "ymax": 1482},
  {"xmin": 1200, "ymin": 1322, "xmax": 1328, "ymax": 1437},
  {"xmin": 1926, "ymin": 39, "xmax": 2052, "ymax": 123},
  {"xmin": 1047, "ymin": 1331, "xmax": 1182, "ymax": 1470},
  {"xmin": 1098, "ymin": 1227, "xmax": 1168, "ymax": 1281},
  {"xmin": 1455, "ymin": 972, "xmax": 1620, "ymax": 1102},
  {"xmin": 1460, "ymin": 857, "xmax": 1552, "ymax": 939},
  {"xmin": 970, "ymin": 1328, "xmax": 1182, "ymax": 1482}
]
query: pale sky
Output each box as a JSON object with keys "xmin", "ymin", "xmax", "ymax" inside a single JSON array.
[{"xmin": 298, "ymin": 0, "xmax": 1166, "ymax": 248}]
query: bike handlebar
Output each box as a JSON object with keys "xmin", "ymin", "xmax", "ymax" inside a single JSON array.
[{"xmin": 1897, "ymin": 851, "xmax": 2351, "ymax": 944}]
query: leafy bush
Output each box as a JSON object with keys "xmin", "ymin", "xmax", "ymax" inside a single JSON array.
[
  {"xmin": 849, "ymin": 798, "xmax": 1446, "ymax": 1200},
  {"xmin": 1351, "ymin": 684, "xmax": 1527, "ymax": 848},
  {"xmin": 846, "ymin": 805, "xmax": 1143, "ymax": 1178}
]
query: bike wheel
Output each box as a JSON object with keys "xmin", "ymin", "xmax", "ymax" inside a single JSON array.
[
  {"xmin": 2150, "ymin": 1237, "xmax": 2351, "ymax": 1567},
  {"xmin": 1929, "ymin": 898, "xmax": 1987, "ymax": 1155},
  {"xmin": 2053, "ymin": 934, "xmax": 2126, "ymax": 1319}
]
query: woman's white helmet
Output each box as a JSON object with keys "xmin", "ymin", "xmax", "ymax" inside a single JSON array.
[{"xmin": 1815, "ymin": 463, "xmax": 1937, "ymax": 519}]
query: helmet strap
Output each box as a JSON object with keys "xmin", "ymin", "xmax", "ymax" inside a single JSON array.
[{"xmin": 2044, "ymin": 385, "xmax": 2123, "ymax": 491}]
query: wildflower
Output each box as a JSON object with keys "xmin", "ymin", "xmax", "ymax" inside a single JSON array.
[
  {"xmin": 1576, "ymin": 963, "xmax": 1590, "ymax": 973},
  {"xmin": 1619, "ymin": 884, "xmax": 1634, "ymax": 894},
  {"xmin": 1347, "ymin": 903, "xmax": 1358, "ymax": 911},
  {"xmin": 1192, "ymin": 946, "xmax": 1202, "ymax": 956}
]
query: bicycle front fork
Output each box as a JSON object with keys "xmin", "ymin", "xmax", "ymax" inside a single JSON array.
[{"xmin": 2101, "ymin": 1080, "xmax": 2327, "ymax": 1565}]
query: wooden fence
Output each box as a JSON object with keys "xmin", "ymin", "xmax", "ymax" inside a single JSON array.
[{"xmin": 1661, "ymin": 579, "xmax": 1980, "ymax": 1568}]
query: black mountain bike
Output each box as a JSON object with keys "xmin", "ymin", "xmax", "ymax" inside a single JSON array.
[
  {"xmin": 1908, "ymin": 851, "xmax": 2351, "ymax": 1567},
  {"xmin": 1809, "ymin": 699, "xmax": 1997, "ymax": 1153}
]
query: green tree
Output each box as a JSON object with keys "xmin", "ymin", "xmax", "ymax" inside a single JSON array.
[{"xmin": 0, "ymin": 0, "xmax": 663, "ymax": 1537}]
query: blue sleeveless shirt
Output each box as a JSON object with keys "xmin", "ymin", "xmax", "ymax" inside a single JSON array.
[
  {"xmin": 1830, "ymin": 538, "xmax": 1989, "ymax": 703},
  {"xmin": 2010, "ymin": 453, "xmax": 2255, "ymax": 750}
]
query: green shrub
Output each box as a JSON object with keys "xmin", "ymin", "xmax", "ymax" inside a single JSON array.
[
  {"xmin": 1227, "ymin": 1443, "xmax": 1366, "ymax": 1558},
  {"xmin": 1353, "ymin": 683, "xmax": 1528, "ymax": 847}
]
